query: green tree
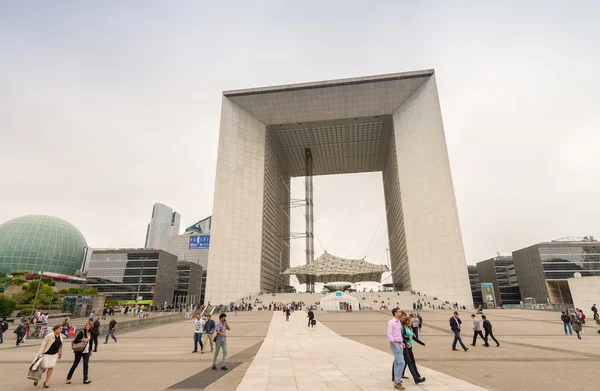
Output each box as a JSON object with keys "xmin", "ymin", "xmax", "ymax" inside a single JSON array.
[
  {"xmin": 58, "ymin": 289, "xmax": 69, "ymax": 295},
  {"xmin": 0, "ymin": 294, "xmax": 17, "ymax": 317},
  {"xmin": 83, "ymin": 287, "xmax": 98, "ymax": 296},
  {"xmin": 24, "ymin": 282, "xmax": 57, "ymax": 306},
  {"xmin": 8, "ymin": 277, "xmax": 27, "ymax": 285},
  {"xmin": 10, "ymin": 270, "xmax": 30, "ymax": 277},
  {"xmin": 67, "ymin": 288, "xmax": 84, "ymax": 295}
]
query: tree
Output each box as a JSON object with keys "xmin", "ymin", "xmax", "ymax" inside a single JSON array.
[
  {"xmin": 10, "ymin": 270, "xmax": 29, "ymax": 277},
  {"xmin": 8, "ymin": 277, "xmax": 27, "ymax": 285},
  {"xmin": 67, "ymin": 288, "xmax": 84, "ymax": 295},
  {"xmin": 83, "ymin": 287, "xmax": 98, "ymax": 296},
  {"xmin": 0, "ymin": 294, "xmax": 17, "ymax": 317},
  {"xmin": 24, "ymin": 281, "xmax": 57, "ymax": 306}
]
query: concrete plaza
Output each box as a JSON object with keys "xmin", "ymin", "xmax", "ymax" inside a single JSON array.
[{"xmin": 0, "ymin": 309, "xmax": 598, "ymax": 390}]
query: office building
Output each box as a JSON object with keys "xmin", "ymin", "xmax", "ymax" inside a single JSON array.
[
  {"xmin": 175, "ymin": 262, "xmax": 203, "ymax": 308},
  {"xmin": 467, "ymin": 265, "xmax": 483, "ymax": 306},
  {"xmin": 512, "ymin": 238, "xmax": 600, "ymax": 305},
  {"xmin": 476, "ymin": 256, "xmax": 521, "ymax": 306},
  {"xmin": 154, "ymin": 230, "xmax": 210, "ymax": 304},
  {"xmin": 84, "ymin": 249, "xmax": 178, "ymax": 306},
  {"xmin": 144, "ymin": 203, "xmax": 181, "ymax": 249},
  {"xmin": 206, "ymin": 70, "xmax": 472, "ymax": 306}
]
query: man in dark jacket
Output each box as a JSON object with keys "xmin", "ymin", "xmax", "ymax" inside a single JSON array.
[
  {"xmin": 481, "ymin": 315, "xmax": 500, "ymax": 347},
  {"xmin": 561, "ymin": 311, "xmax": 572, "ymax": 335},
  {"xmin": 91, "ymin": 317, "xmax": 101, "ymax": 352},
  {"xmin": 307, "ymin": 310, "xmax": 315, "ymax": 327},
  {"xmin": 450, "ymin": 312, "xmax": 468, "ymax": 351},
  {"xmin": 0, "ymin": 317, "xmax": 8, "ymax": 343}
]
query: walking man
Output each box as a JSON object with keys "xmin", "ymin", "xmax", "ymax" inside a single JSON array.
[
  {"xmin": 193, "ymin": 313, "xmax": 204, "ymax": 353},
  {"xmin": 102, "ymin": 307, "xmax": 108, "ymax": 320},
  {"xmin": 481, "ymin": 315, "xmax": 500, "ymax": 347},
  {"xmin": 104, "ymin": 316, "xmax": 117, "ymax": 344},
  {"xmin": 212, "ymin": 313, "xmax": 230, "ymax": 371},
  {"xmin": 591, "ymin": 304, "xmax": 598, "ymax": 318},
  {"xmin": 91, "ymin": 316, "xmax": 100, "ymax": 352},
  {"xmin": 15, "ymin": 320, "xmax": 26, "ymax": 347},
  {"xmin": 307, "ymin": 309, "xmax": 315, "ymax": 327},
  {"xmin": 561, "ymin": 311, "xmax": 573, "ymax": 335},
  {"xmin": 450, "ymin": 311, "xmax": 468, "ymax": 351},
  {"xmin": 0, "ymin": 317, "xmax": 8, "ymax": 343},
  {"xmin": 202, "ymin": 315, "xmax": 215, "ymax": 354},
  {"xmin": 285, "ymin": 307, "xmax": 291, "ymax": 321},
  {"xmin": 388, "ymin": 308, "xmax": 406, "ymax": 390},
  {"xmin": 470, "ymin": 314, "xmax": 486, "ymax": 347}
]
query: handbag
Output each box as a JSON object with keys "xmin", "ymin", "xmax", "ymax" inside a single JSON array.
[
  {"xmin": 27, "ymin": 356, "xmax": 44, "ymax": 381},
  {"xmin": 72, "ymin": 340, "xmax": 87, "ymax": 352}
]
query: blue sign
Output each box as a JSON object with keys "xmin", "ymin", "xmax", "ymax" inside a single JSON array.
[
  {"xmin": 189, "ymin": 235, "xmax": 210, "ymax": 249},
  {"xmin": 335, "ymin": 291, "xmax": 342, "ymax": 297}
]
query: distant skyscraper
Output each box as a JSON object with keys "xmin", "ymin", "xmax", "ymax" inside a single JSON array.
[{"xmin": 144, "ymin": 203, "xmax": 181, "ymax": 248}]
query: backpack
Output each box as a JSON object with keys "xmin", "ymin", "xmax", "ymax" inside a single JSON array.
[{"xmin": 0, "ymin": 321, "xmax": 8, "ymax": 332}]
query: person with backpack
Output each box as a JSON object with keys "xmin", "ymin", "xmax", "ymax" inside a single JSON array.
[
  {"xmin": 0, "ymin": 317, "xmax": 8, "ymax": 343},
  {"xmin": 561, "ymin": 311, "xmax": 572, "ymax": 335},
  {"xmin": 570, "ymin": 313, "xmax": 582, "ymax": 339},
  {"xmin": 91, "ymin": 317, "xmax": 100, "ymax": 352}
]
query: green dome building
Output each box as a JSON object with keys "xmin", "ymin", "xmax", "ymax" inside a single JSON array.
[{"xmin": 0, "ymin": 215, "xmax": 87, "ymax": 275}]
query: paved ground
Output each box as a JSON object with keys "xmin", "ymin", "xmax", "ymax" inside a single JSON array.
[
  {"xmin": 1, "ymin": 309, "xmax": 598, "ymax": 390},
  {"xmin": 0, "ymin": 311, "xmax": 271, "ymax": 391},
  {"xmin": 237, "ymin": 310, "xmax": 487, "ymax": 391},
  {"xmin": 321, "ymin": 309, "xmax": 600, "ymax": 391}
]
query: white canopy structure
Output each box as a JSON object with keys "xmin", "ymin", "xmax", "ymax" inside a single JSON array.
[
  {"xmin": 282, "ymin": 251, "xmax": 389, "ymax": 284},
  {"xmin": 320, "ymin": 291, "xmax": 359, "ymax": 311}
]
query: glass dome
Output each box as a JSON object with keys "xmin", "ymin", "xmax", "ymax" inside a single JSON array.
[{"xmin": 0, "ymin": 215, "xmax": 87, "ymax": 275}]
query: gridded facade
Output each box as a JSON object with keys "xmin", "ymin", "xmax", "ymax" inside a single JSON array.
[
  {"xmin": 175, "ymin": 262, "xmax": 203, "ymax": 306},
  {"xmin": 382, "ymin": 127, "xmax": 409, "ymax": 290},
  {"xmin": 206, "ymin": 70, "xmax": 473, "ymax": 306},
  {"xmin": 0, "ymin": 215, "xmax": 87, "ymax": 275},
  {"xmin": 513, "ymin": 242, "xmax": 600, "ymax": 305},
  {"xmin": 261, "ymin": 130, "xmax": 291, "ymax": 292},
  {"xmin": 476, "ymin": 256, "xmax": 521, "ymax": 306},
  {"xmin": 84, "ymin": 249, "xmax": 178, "ymax": 306},
  {"xmin": 468, "ymin": 265, "xmax": 483, "ymax": 306}
]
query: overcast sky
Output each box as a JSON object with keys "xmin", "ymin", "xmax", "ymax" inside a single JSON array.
[{"xmin": 2, "ymin": 1, "xmax": 599, "ymax": 288}]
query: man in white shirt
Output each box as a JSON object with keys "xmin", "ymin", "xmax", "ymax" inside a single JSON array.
[{"xmin": 193, "ymin": 313, "xmax": 205, "ymax": 353}]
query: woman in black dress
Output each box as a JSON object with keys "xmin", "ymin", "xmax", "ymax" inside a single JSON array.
[{"xmin": 66, "ymin": 321, "xmax": 94, "ymax": 384}]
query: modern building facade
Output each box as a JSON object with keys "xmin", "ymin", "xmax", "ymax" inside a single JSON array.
[
  {"xmin": 476, "ymin": 256, "xmax": 521, "ymax": 306},
  {"xmin": 206, "ymin": 70, "xmax": 473, "ymax": 306},
  {"xmin": 512, "ymin": 239, "xmax": 600, "ymax": 305},
  {"xmin": 154, "ymin": 231, "xmax": 210, "ymax": 304},
  {"xmin": 144, "ymin": 203, "xmax": 181, "ymax": 249},
  {"xmin": 0, "ymin": 215, "xmax": 87, "ymax": 275},
  {"xmin": 185, "ymin": 216, "xmax": 212, "ymax": 234},
  {"xmin": 175, "ymin": 262, "xmax": 203, "ymax": 308},
  {"xmin": 468, "ymin": 265, "xmax": 483, "ymax": 306},
  {"xmin": 84, "ymin": 249, "xmax": 178, "ymax": 306}
]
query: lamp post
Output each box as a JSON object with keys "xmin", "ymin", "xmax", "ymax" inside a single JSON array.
[{"xmin": 31, "ymin": 270, "xmax": 43, "ymax": 317}]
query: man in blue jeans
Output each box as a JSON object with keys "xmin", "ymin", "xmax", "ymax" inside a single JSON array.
[
  {"xmin": 192, "ymin": 313, "xmax": 204, "ymax": 353},
  {"xmin": 561, "ymin": 311, "xmax": 572, "ymax": 335},
  {"xmin": 0, "ymin": 317, "xmax": 8, "ymax": 343},
  {"xmin": 212, "ymin": 313, "xmax": 230, "ymax": 371},
  {"xmin": 450, "ymin": 311, "xmax": 469, "ymax": 352},
  {"xmin": 387, "ymin": 308, "xmax": 406, "ymax": 390},
  {"xmin": 104, "ymin": 316, "xmax": 117, "ymax": 344}
]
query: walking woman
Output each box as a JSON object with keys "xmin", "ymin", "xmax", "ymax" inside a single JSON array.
[
  {"xmin": 36, "ymin": 324, "xmax": 63, "ymax": 388},
  {"xmin": 66, "ymin": 321, "xmax": 93, "ymax": 384},
  {"xmin": 570, "ymin": 313, "xmax": 582, "ymax": 339},
  {"xmin": 401, "ymin": 315, "xmax": 426, "ymax": 384}
]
